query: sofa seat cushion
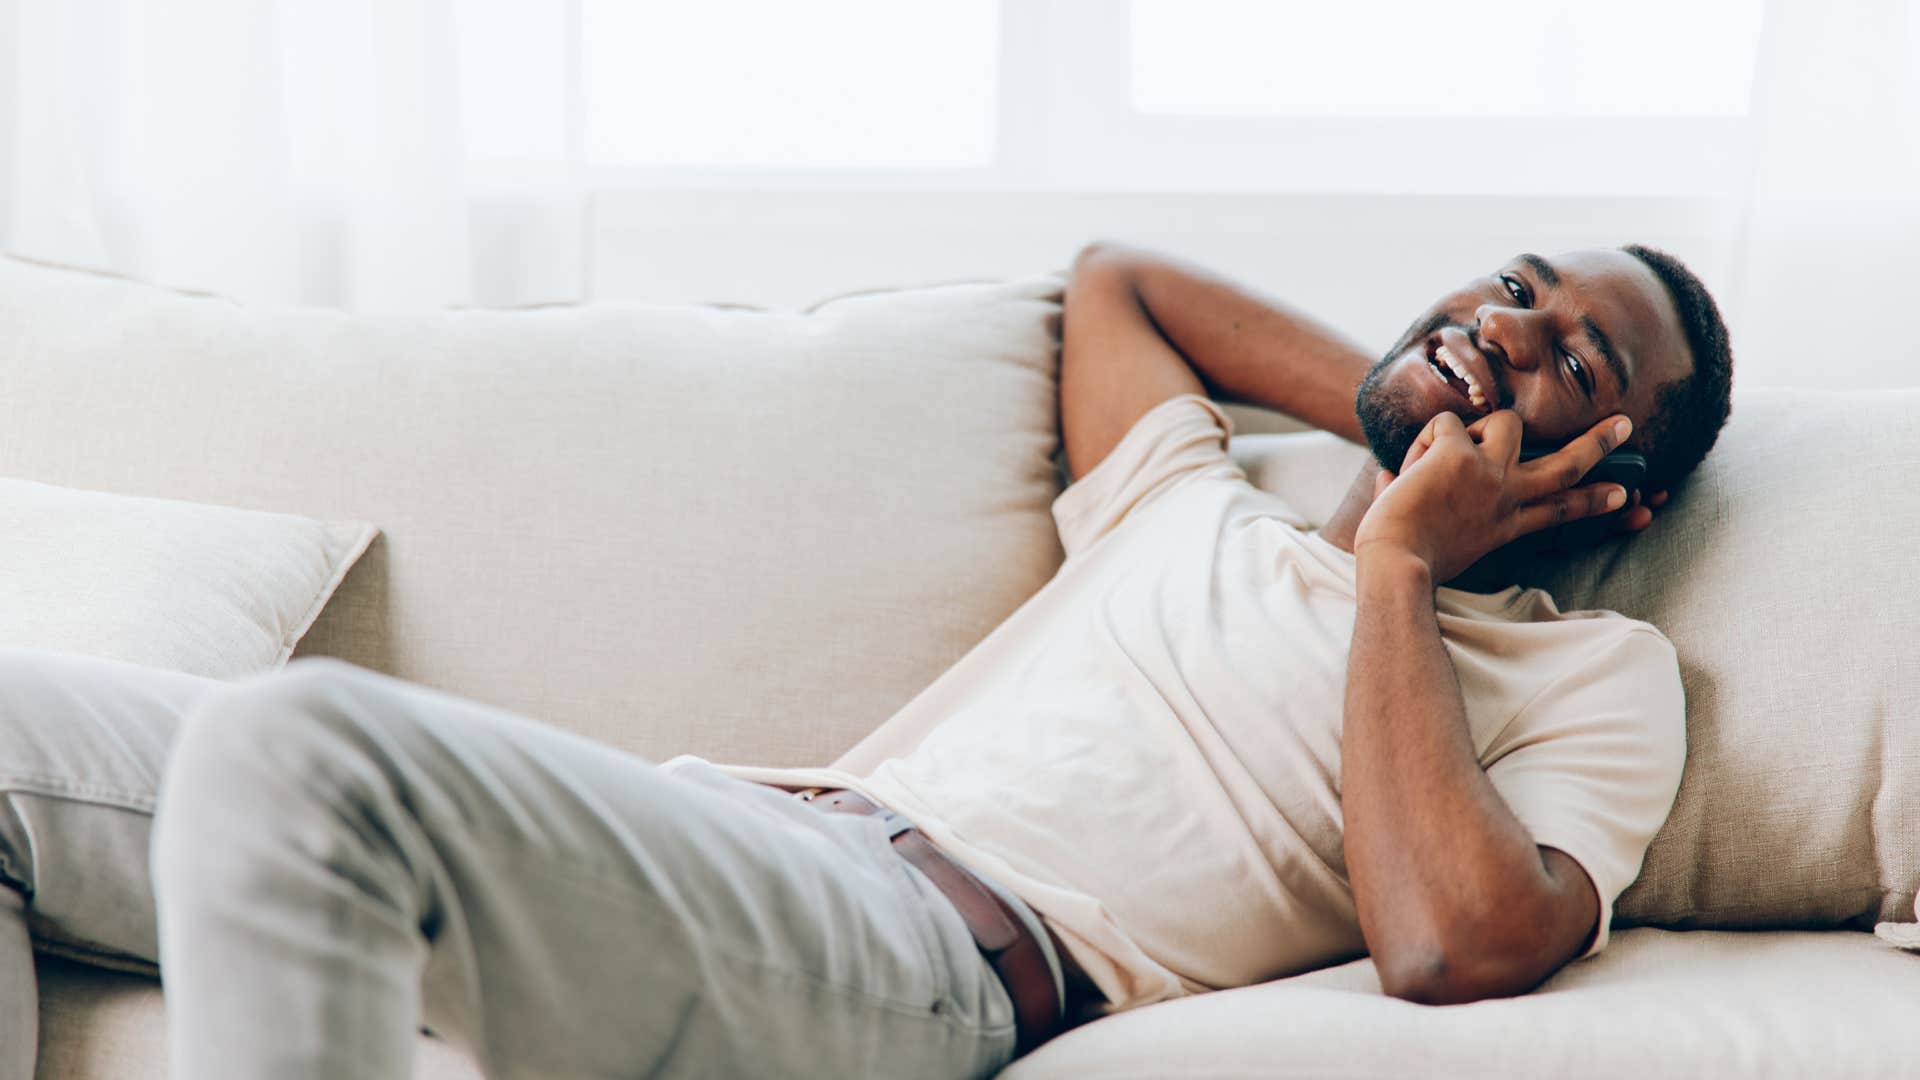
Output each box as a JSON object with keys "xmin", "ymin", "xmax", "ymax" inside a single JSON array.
[
  {"xmin": 39, "ymin": 930, "xmax": 1915, "ymax": 1078},
  {"xmin": 32, "ymin": 955, "xmax": 480, "ymax": 1080},
  {"xmin": 1006, "ymin": 928, "xmax": 1920, "ymax": 1079}
]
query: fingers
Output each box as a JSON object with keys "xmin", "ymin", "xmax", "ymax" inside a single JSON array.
[
  {"xmin": 1517, "ymin": 414, "xmax": 1632, "ymax": 500},
  {"xmin": 1610, "ymin": 492, "xmax": 1650, "ymax": 533},
  {"xmin": 1399, "ymin": 410, "xmax": 1466, "ymax": 472},
  {"xmin": 1613, "ymin": 490, "xmax": 1660, "ymax": 533},
  {"xmin": 1514, "ymin": 482, "xmax": 1629, "ymax": 538},
  {"xmin": 1477, "ymin": 410, "xmax": 1523, "ymax": 464},
  {"xmin": 1430, "ymin": 410, "xmax": 1468, "ymax": 442}
]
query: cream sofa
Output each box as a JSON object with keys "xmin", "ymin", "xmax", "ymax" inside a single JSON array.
[{"xmin": 2, "ymin": 254, "xmax": 1915, "ymax": 1078}]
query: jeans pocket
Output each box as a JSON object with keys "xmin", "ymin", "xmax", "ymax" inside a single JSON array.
[{"xmin": 855, "ymin": 813, "xmax": 959, "ymax": 999}]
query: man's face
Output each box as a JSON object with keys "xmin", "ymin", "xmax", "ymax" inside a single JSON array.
[{"xmin": 1356, "ymin": 249, "xmax": 1693, "ymax": 474}]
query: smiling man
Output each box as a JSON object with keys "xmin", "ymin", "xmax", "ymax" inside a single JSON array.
[
  {"xmin": 0, "ymin": 239, "xmax": 1730, "ymax": 1080},
  {"xmin": 1035, "ymin": 239, "xmax": 1732, "ymax": 1011}
]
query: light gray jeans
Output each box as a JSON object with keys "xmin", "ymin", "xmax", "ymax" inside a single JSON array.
[
  {"xmin": 1, "ymin": 651, "xmax": 1023, "ymax": 1079},
  {"xmin": 0, "ymin": 648, "xmax": 211, "ymax": 1080}
]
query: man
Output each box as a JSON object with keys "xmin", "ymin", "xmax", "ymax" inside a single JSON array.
[{"xmin": 0, "ymin": 240, "xmax": 1732, "ymax": 1079}]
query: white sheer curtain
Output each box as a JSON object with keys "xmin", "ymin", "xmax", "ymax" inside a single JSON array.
[
  {"xmin": 1, "ymin": 0, "xmax": 584, "ymax": 311},
  {"xmin": 1730, "ymin": 0, "xmax": 1920, "ymax": 383},
  {"xmin": 1, "ymin": 0, "xmax": 1916, "ymax": 335}
]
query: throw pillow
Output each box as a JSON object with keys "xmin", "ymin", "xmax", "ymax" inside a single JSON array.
[{"xmin": 0, "ymin": 477, "xmax": 375, "ymax": 679}]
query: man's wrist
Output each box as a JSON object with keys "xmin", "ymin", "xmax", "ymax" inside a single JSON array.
[{"xmin": 1354, "ymin": 542, "xmax": 1436, "ymax": 597}]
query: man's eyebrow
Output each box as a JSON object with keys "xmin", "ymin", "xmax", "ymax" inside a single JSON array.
[
  {"xmin": 1518, "ymin": 252, "xmax": 1631, "ymax": 396},
  {"xmin": 1581, "ymin": 313, "xmax": 1631, "ymax": 396},
  {"xmin": 1518, "ymin": 252, "xmax": 1560, "ymax": 287}
]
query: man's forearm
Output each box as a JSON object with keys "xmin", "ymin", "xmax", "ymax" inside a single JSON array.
[
  {"xmin": 1072, "ymin": 243, "xmax": 1375, "ymax": 443},
  {"xmin": 1341, "ymin": 547, "xmax": 1571, "ymax": 1003}
]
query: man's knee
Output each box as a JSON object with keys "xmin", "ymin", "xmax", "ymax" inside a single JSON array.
[
  {"xmin": 175, "ymin": 657, "xmax": 381, "ymax": 761},
  {"xmin": 157, "ymin": 660, "xmax": 393, "ymax": 840},
  {"xmin": 151, "ymin": 662, "xmax": 443, "ymax": 962}
]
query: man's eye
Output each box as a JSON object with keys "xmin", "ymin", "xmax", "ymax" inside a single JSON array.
[
  {"xmin": 1499, "ymin": 273, "xmax": 1530, "ymax": 307},
  {"xmin": 1563, "ymin": 349, "xmax": 1592, "ymax": 394}
]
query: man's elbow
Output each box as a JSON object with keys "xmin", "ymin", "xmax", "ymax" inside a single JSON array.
[
  {"xmin": 1376, "ymin": 943, "xmax": 1556, "ymax": 1006},
  {"xmin": 1070, "ymin": 239, "xmax": 1148, "ymax": 281}
]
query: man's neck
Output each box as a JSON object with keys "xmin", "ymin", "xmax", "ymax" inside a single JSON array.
[
  {"xmin": 1315, "ymin": 463, "xmax": 1380, "ymax": 555},
  {"xmin": 1315, "ymin": 461, "xmax": 1514, "ymax": 593}
]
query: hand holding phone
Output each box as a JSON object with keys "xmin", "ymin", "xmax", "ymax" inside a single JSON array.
[
  {"xmin": 1359, "ymin": 410, "xmax": 1639, "ymax": 583},
  {"xmin": 1513, "ymin": 446, "xmax": 1646, "ymax": 552}
]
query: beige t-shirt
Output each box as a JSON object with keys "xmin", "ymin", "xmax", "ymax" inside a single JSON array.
[{"xmin": 704, "ymin": 393, "xmax": 1686, "ymax": 1014}]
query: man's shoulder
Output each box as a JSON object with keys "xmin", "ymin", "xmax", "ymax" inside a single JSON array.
[
  {"xmin": 1547, "ymin": 605, "xmax": 1673, "ymax": 645},
  {"xmin": 1522, "ymin": 617, "xmax": 1684, "ymax": 723},
  {"xmin": 1478, "ymin": 587, "xmax": 1673, "ymax": 645},
  {"xmin": 1451, "ymin": 596, "xmax": 1683, "ymax": 713}
]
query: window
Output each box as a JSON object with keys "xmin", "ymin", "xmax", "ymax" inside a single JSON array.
[
  {"xmin": 456, "ymin": 0, "xmax": 1771, "ymax": 196},
  {"xmin": 1131, "ymin": 0, "xmax": 1764, "ymax": 117},
  {"xmin": 583, "ymin": 0, "xmax": 997, "ymax": 168}
]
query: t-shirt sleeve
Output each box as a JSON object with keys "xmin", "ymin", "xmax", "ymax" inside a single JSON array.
[
  {"xmin": 1481, "ymin": 626, "xmax": 1687, "ymax": 959},
  {"xmin": 1051, "ymin": 393, "xmax": 1245, "ymax": 559}
]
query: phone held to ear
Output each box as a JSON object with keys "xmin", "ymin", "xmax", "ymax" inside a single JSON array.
[{"xmin": 1513, "ymin": 447, "xmax": 1647, "ymax": 553}]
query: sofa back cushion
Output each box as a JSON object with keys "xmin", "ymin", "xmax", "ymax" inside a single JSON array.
[
  {"xmin": 0, "ymin": 257, "xmax": 1066, "ymax": 765},
  {"xmin": 1228, "ymin": 387, "xmax": 1920, "ymax": 930},
  {"xmin": 11, "ymin": 249, "xmax": 1906, "ymax": 932}
]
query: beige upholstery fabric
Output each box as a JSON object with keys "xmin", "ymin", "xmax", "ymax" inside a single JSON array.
[
  {"xmin": 1007, "ymin": 927, "xmax": 1920, "ymax": 1079},
  {"xmin": 42, "ymin": 928, "xmax": 1915, "ymax": 1079},
  {"xmin": 0, "ymin": 479, "xmax": 372, "ymax": 679},
  {"xmin": 1225, "ymin": 389, "xmax": 1920, "ymax": 930},
  {"xmin": 33, "ymin": 958, "xmax": 479, "ymax": 1080},
  {"xmin": 0, "ymin": 257, "xmax": 1066, "ymax": 766}
]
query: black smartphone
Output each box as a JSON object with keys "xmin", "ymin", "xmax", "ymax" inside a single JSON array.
[{"xmin": 1514, "ymin": 446, "xmax": 1647, "ymax": 552}]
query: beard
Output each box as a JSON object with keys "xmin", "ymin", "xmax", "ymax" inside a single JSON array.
[{"xmin": 1355, "ymin": 309, "xmax": 1455, "ymax": 474}]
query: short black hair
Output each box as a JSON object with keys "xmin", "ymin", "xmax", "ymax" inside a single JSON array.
[{"xmin": 1620, "ymin": 244, "xmax": 1734, "ymax": 492}]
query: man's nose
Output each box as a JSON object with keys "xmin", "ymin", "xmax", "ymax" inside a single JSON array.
[{"xmin": 1474, "ymin": 304, "xmax": 1543, "ymax": 372}]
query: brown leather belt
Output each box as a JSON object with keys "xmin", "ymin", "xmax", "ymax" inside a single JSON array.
[{"xmin": 791, "ymin": 787, "xmax": 1070, "ymax": 1057}]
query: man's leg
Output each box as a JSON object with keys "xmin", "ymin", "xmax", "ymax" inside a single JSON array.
[
  {"xmin": 0, "ymin": 648, "xmax": 218, "ymax": 1080},
  {"xmin": 152, "ymin": 659, "xmax": 1018, "ymax": 1080}
]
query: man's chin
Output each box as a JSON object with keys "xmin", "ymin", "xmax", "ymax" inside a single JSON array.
[
  {"xmin": 1356, "ymin": 348, "xmax": 1493, "ymax": 472},
  {"xmin": 1355, "ymin": 352, "xmax": 1432, "ymax": 473},
  {"xmin": 1361, "ymin": 427, "xmax": 1416, "ymax": 475}
]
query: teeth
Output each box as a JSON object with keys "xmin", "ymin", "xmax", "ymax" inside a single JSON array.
[{"xmin": 1436, "ymin": 344, "xmax": 1488, "ymax": 409}]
